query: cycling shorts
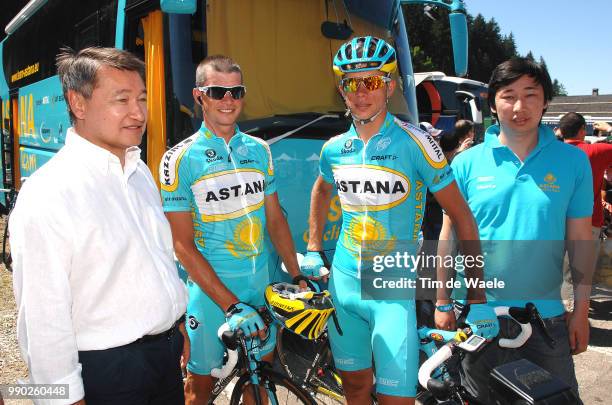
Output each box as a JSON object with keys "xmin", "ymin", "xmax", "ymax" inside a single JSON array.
[
  {"xmin": 328, "ymin": 266, "xmax": 419, "ymax": 397},
  {"xmin": 185, "ymin": 269, "xmax": 276, "ymax": 375}
]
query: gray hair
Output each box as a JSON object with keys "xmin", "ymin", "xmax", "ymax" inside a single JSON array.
[
  {"xmin": 56, "ymin": 47, "xmax": 146, "ymax": 123},
  {"xmin": 195, "ymin": 55, "xmax": 242, "ymax": 86}
]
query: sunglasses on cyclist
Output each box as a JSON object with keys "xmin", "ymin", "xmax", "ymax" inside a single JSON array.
[
  {"xmin": 340, "ymin": 75, "xmax": 391, "ymax": 93},
  {"xmin": 197, "ymin": 85, "xmax": 246, "ymax": 100}
]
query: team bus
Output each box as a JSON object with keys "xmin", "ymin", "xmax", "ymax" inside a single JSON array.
[
  {"xmin": 415, "ymin": 71, "xmax": 491, "ymax": 142},
  {"xmin": 0, "ymin": 0, "xmax": 471, "ymax": 277}
]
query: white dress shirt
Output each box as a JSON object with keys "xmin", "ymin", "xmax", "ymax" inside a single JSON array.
[{"xmin": 10, "ymin": 128, "xmax": 187, "ymax": 404}]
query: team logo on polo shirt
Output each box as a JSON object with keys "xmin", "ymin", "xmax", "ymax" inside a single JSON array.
[
  {"xmin": 539, "ymin": 172, "xmax": 560, "ymax": 193},
  {"xmin": 332, "ymin": 164, "xmax": 410, "ymax": 212},
  {"xmin": 205, "ymin": 149, "xmax": 216, "ymax": 158}
]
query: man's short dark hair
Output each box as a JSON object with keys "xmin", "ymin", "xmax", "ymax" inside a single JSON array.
[
  {"xmin": 559, "ymin": 112, "xmax": 586, "ymax": 139},
  {"xmin": 195, "ymin": 55, "xmax": 243, "ymax": 86},
  {"xmin": 487, "ymin": 57, "xmax": 553, "ymax": 117},
  {"xmin": 454, "ymin": 119, "xmax": 474, "ymax": 140},
  {"xmin": 56, "ymin": 47, "xmax": 146, "ymax": 123}
]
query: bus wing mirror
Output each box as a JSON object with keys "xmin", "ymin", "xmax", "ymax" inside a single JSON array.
[
  {"xmin": 321, "ymin": 21, "xmax": 353, "ymax": 40},
  {"xmin": 449, "ymin": 12, "xmax": 468, "ymax": 77}
]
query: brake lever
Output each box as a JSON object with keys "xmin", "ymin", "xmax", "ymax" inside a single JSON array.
[{"xmin": 527, "ymin": 303, "xmax": 556, "ymax": 348}]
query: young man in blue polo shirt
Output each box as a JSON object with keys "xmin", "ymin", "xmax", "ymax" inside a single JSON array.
[{"xmin": 436, "ymin": 57, "xmax": 594, "ymax": 402}]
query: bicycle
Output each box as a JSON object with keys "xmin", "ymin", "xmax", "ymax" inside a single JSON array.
[
  {"xmin": 415, "ymin": 302, "xmax": 579, "ymax": 404},
  {"xmin": 207, "ymin": 307, "xmax": 316, "ymax": 405},
  {"xmin": 275, "ymin": 318, "xmax": 348, "ymax": 404}
]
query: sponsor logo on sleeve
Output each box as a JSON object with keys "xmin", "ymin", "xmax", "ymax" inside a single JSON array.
[
  {"xmin": 160, "ymin": 135, "xmax": 197, "ymax": 192},
  {"xmin": 395, "ymin": 118, "xmax": 446, "ymax": 169}
]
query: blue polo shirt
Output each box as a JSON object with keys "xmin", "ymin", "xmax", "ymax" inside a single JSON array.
[{"xmin": 451, "ymin": 124, "xmax": 593, "ymax": 317}]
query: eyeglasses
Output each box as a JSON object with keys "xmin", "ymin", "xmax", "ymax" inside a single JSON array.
[
  {"xmin": 197, "ymin": 85, "xmax": 246, "ymax": 100},
  {"xmin": 340, "ymin": 75, "xmax": 390, "ymax": 93}
]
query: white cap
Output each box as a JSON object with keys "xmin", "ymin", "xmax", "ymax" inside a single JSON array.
[{"xmin": 419, "ymin": 122, "xmax": 443, "ymax": 137}]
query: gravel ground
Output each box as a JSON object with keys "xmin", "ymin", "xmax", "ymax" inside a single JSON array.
[{"xmin": 0, "ymin": 217, "xmax": 31, "ymax": 404}]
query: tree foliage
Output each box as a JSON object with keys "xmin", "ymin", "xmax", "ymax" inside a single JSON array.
[{"xmin": 402, "ymin": 5, "xmax": 566, "ymax": 92}]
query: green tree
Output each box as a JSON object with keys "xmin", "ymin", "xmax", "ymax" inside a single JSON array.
[{"xmin": 553, "ymin": 79, "xmax": 568, "ymax": 96}]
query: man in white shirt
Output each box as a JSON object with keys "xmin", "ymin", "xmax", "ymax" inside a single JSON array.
[{"xmin": 10, "ymin": 47, "xmax": 187, "ymax": 405}]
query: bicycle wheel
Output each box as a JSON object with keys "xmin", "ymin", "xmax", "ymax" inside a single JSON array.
[{"xmin": 230, "ymin": 369, "xmax": 316, "ymax": 405}]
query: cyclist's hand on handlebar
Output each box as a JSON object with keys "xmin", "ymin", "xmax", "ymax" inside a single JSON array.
[
  {"xmin": 566, "ymin": 310, "xmax": 589, "ymax": 355},
  {"xmin": 466, "ymin": 303, "xmax": 500, "ymax": 340},
  {"xmin": 434, "ymin": 307, "xmax": 456, "ymax": 331},
  {"xmin": 226, "ymin": 302, "xmax": 266, "ymax": 339}
]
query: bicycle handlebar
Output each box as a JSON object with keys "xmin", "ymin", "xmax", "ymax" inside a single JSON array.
[
  {"xmin": 210, "ymin": 323, "xmax": 239, "ymax": 379},
  {"xmin": 494, "ymin": 306, "xmax": 532, "ymax": 348},
  {"xmin": 418, "ymin": 305, "xmax": 533, "ymax": 391}
]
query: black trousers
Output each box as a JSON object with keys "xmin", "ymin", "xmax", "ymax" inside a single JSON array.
[{"xmin": 78, "ymin": 327, "xmax": 184, "ymax": 405}]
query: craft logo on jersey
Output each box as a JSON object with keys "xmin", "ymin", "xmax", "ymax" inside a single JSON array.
[
  {"xmin": 332, "ymin": 164, "xmax": 410, "ymax": 211},
  {"xmin": 192, "ymin": 169, "xmax": 266, "ymax": 221},
  {"xmin": 341, "ymin": 139, "xmax": 355, "ymax": 154}
]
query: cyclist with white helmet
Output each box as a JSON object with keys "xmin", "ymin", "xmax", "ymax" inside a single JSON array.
[{"xmin": 302, "ymin": 36, "xmax": 486, "ymax": 404}]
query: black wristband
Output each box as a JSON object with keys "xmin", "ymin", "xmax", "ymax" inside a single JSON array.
[{"xmin": 225, "ymin": 302, "xmax": 242, "ymax": 317}]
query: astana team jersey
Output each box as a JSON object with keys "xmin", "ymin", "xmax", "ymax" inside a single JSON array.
[
  {"xmin": 320, "ymin": 113, "xmax": 454, "ymax": 275},
  {"xmin": 160, "ymin": 123, "xmax": 276, "ymax": 277}
]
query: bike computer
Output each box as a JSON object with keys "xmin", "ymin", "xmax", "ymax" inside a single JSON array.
[{"xmin": 457, "ymin": 334, "xmax": 487, "ymax": 352}]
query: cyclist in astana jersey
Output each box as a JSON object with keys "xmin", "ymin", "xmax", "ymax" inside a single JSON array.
[
  {"xmin": 159, "ymin": 55, "xmax": 303, "ymax": 404},
  {"xmin": 301, "ymin": 36, "xmax": 486, "ymax": 404}
]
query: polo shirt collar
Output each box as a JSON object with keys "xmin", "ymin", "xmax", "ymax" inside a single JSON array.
[
  {"xmin": 65, "ymin": 128, "xmax": 141, "ymax": 175},
  {"xmin": 484, "ymin": 124, "xmax": 556, "ymax": 156},
  {"xmin": 346, "ymin": 112, "xmax": 395, "ymax": 141}
]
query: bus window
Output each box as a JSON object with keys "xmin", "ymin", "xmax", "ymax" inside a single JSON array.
[{"xmin": 2, "ymin": 0, "xmax": 118, "ymax": 90}]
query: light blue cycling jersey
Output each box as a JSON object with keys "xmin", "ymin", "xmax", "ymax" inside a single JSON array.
[
  {"xmin": 160, "ymin": 123, "xmax": 276, "ymax": 276},
  {"xmin": 319, "ymin": 113, "xmax": 454, "ymax": 275}
]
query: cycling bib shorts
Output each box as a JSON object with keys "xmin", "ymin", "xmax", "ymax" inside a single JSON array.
[{"xmin": 185, "ymin": 269, "xmax": 276, "ymax": 375}]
